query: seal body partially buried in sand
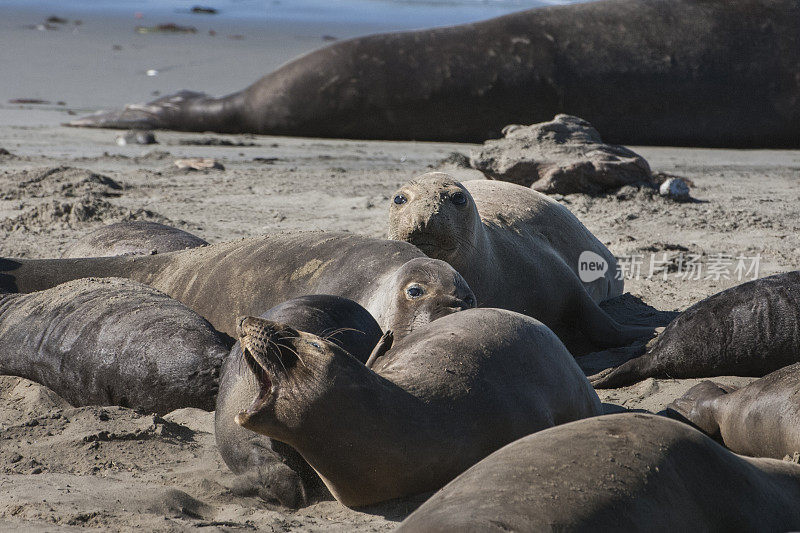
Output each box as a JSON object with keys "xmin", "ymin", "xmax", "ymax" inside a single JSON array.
[
  {"xmin": 591, "ymin": 271, "xmax": 800, "ymax": 388},
  {"xmin": 0, "ymin": 232, "xmax": 475, "ymax": 338},
  {"xmin": 216, "ymin": 295, "xmax": 394, "ymax": 506},
  {"xmin": 397, "ymin": 413, "xmax": 800, "ymax": 531},
  {"xmin": 69, "ymin": 0, "xmax": 800, "ymax": 147},
  {"xmin": 389, "ymin": 172, "xmax": 651, "ymax": 349},
  {"xmin": 62, "ymin": 221, "xmax": 208, "ymax": 258},
  {"xmin": 667, "ymin": 363, "xmax": 800, "ymax": 460},
  {"xmin": 0, "ymin": 277, "xmax": 228, "ymax": 414},
  {"xmin": 234, "ymin": 308, "xmax": 602, "ymax": 507}
]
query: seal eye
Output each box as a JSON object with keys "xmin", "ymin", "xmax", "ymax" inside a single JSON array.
[
  {"xmin": 451, "ymin": 192, "xmax": 467, "ymax": 206},
  {"xmin": 406, "ymin": 285, "xmax": 425, "ymax": 298},
  {"xmin": 308, "ymin": 341, "xmax": 322, "ymax": 349},
  {"xmin": 393, "ymin": 194, "xmax": 407, "ymax": 205}
]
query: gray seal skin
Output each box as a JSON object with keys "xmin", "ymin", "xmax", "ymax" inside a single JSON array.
[
  {"xmin": 0, "ymin": 277, "xmax": 228, "ymax": 415},
  {"xmin": 62, "ymin": 221, "xmax": 208, "ymax": 258},
  {"xmin": 590, "ymin": 271, "xmax": 800, "ymax": 388},
  {"xmin": 389, "ymin": 172, "xmax": 652, "ymax": 350},
  {"xmin": 397, "ymin": 413, "xmax": 800, "ymax": 532},
  {"xmin": 215, "ymin": 295, "xmax": 385, "ymax": 507},
  {"xmin": 667, "ymin": 363, "xmax": 800, "ymax": 459},
  {"xmin": 234, "ymin": 308, "xmax": 602, "ymax": 507},
  {"xmin": 68, "ymin": 0, "xmax": 800, "ymax": 148},
  {"xmin": 0, "ymin": 231, "xmax": 476, "ymax": 338}
]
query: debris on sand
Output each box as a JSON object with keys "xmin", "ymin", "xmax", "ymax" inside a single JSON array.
[
  {"xmin": 659, "ymin": 177, "xmax": 692, "ymax": 202},
  {"xmin": 174, "ymin": 158, "xmax": 225, "ymax": 171},
  {"xmin": 9, "ymin": 98, "xmax": 50, "ymax": 105},
  {"xmin": 179, "ymin": 137, "xmax": 257, "ymax": 147},
  {"xmin": 135, "ymin": 23, "xmax": 198, "ymax": 34},
  {"xmin": 470, "ymin": 114, "xmax": 654, "ymax": 195},
  {"xmin": 191, "ymin": 6, "xmax": 218, "ymax": 14},
  {"xmin": 116, "ymin": 130, "xmax": 158, "ymax": 146}
]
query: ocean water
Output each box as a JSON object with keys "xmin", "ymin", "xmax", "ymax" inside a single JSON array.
[{"xmin": 1, "ymin": 0, "xmax": 594, "ymax": 27}]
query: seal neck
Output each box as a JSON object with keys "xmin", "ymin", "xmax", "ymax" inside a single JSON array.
[{"xmin": 285, "ymin": 367, "xmax": 469, "ymax": 507}]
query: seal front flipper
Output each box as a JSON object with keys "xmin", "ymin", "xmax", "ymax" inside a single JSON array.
[{"xmin": 365, "ymin": 330, "xmax": 393, "ymax": 369}]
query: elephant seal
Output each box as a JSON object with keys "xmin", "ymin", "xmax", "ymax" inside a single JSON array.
[
  {"xmin": 215, "ymin": 295, "xmax": 385, "ymax": 507},
  {"xmin": 0, "ymin": 231, "xmax": 475, "ymax": 338},
  {"xmin": 234, "ymin": 307, "xmax": 602, "ymax": 507},
  {"xmin": 389, "ymin": 172, "xmax": 652, "ymax": 350},
  {"xmin": 0, "ymin": 277, "xmax": 228, "ymax": 415},
  {"xmin": 62, "ymin": 221, "xmax": 208, "ymax": 258},
  {"xmin": 397, "ymin": 413, "xmax": 800, "ymax": 532},
  {"xmin": 68, "ymin": 0, "xmax": 800, "ymax": 147},
  {"xmin": 591, "ymin": 271, "xmax": 800, "ymax": 388},
  {"xmin": 667, "ymin": 363, "xmax": 800, "ymax": 459}
]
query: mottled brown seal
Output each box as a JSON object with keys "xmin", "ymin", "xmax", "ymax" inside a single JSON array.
[
  {"xmin": 389, "ymin": 172, "xmax": 653, "ymax": 349},
  {"xmin": 591, "ymin": 271, "xmax": 800, "ymax": 388},
  {"xmin": 234, "ymin": 308, "xmax": 602, "ymax": 507},
  {"xmin": 398, "ymin": 413, "xmax": 800, "ymax": 531},
  {"xmin": 62, "ymin": 221, "xmax": 208, "ymax": 258},
  {"xmin": 667, "ymin": 363, "xmax": 800, "ymax": 459},
  {"xmin": 68, "ymin": 0, "xmax": 800, "ymax": 147},
  {"xmin": 0, "ymin": 277, "xmax": 228, "ymax": 414},
  {"xmin": 0, "ymin": 232, "xmax": 475, "ymax": 338}
]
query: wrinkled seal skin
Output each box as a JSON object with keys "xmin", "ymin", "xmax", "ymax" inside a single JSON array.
[
  {"xmin": 69, "ymin": 0, "xmax": 800, "ymax": 147},
  {"xmin": 0, "ymin": 277, "xmax": 228, "ymax": 415},
  {"xmin": 62, "ymin": 221, "xmax": 208, "ymax": 258},
  {"xmin": 591, "ymin": 271, "xmax": 800, "ymax": 388},
  {"xmin": 398, "ymin": 413, "xmax": 800, "ymax": 532},
  {"xmin": 389, "ymin": 173, "xmax": 652, "ymax": 350},
  {"xmin": 667, "ymin": 363, "xmax": 800, "ymax": 459},
  {"xmin": 235, "ymin": 308, "xmax": 602, "ymax": 507},
  {"xmin": 215, "ymin": 295, "xmax": 385, "ymax": 507},
  {"xmin": 0, "ymin": 231, "xmax": 475, "ymax": 338}
]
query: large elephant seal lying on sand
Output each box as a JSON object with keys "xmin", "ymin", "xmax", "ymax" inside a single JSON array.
[
  {"xmin": 0, "ymin": 277, "xmax": 228, "ymax": 414},
  {"xmin": 668, "ymin": 363, "xmax": 800, "ymax": 459},
  {"xmin": 234, "ymin": 308, "xmax": 602, "ymax": 507},
  {"xmin": 62, "ymin": 221, "xmax": 208, "ymax": 258},
  {"xmin": 69, "ymin": 0, "xmax": 800, "ymax": 147},
  {"xmin": 0, "ymin": 232, "xmax": 475, "ymax": 337},
  {"xmin": 215, "ymin": 295, "xmax": 387, "ymax": 507},
  {"xmin": 398, "ymin": 413, "xmax": 800, "ymax": 531},
  {"xmin": 591, "ymin": 271, "xmax": 800, "ymax": 388},
  {"xmin": 389, "ymin": 173, "xmax": 652, "ymax": 349}
]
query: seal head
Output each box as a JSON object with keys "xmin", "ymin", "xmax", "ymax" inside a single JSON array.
[
  {"xmin": 389, "ymin": 172, "xmax": 480, "ymax": 265},
  {"xmin": 373, "ymin": 257, "xmax": 475, "ymax": 338},
  {"xmin": 234, "ymin": 316, "xmax": 365, "ymax": 444}
]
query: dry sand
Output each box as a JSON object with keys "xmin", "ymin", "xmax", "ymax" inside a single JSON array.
[{"xmin": 2, "ymin": 4, "xmax": 800, "ymax": 531}]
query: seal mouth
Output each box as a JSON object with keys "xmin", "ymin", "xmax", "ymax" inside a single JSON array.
[{"xmin": 235, "ymin": 344, "xmax": 275, "ymax": 426}]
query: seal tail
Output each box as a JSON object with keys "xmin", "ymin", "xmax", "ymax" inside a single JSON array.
[
  {"xmin": 665, "ymin": 380, "xmax": 734, "ymax": 438},
  {"xmin": 66, "ymin": 90, "xmax": 247, "ymax": 133}
]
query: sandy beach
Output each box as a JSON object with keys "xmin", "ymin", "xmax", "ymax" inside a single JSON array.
[{"xmin": 2, "ymin": 3, "xmax": 800, "ymax": 531}]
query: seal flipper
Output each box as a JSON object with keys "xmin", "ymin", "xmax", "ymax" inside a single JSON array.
[
  {"xmin": 588, "ymin": 352, "xmax": 661, "ymax": 389},
  {"xmin": 665, "ymin": 381, "xmax": 734, "ymax": 439},
  {"xmin": 576, "ymin": 288, "xmax": 657, "ymax": 349},
  {"xmin": 365, "ymin": 330, "xmax": 393, "ymax": 369},
  {"xmin": 67, "ymin": 90, "xmax": 247, "ymax": 133}
]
